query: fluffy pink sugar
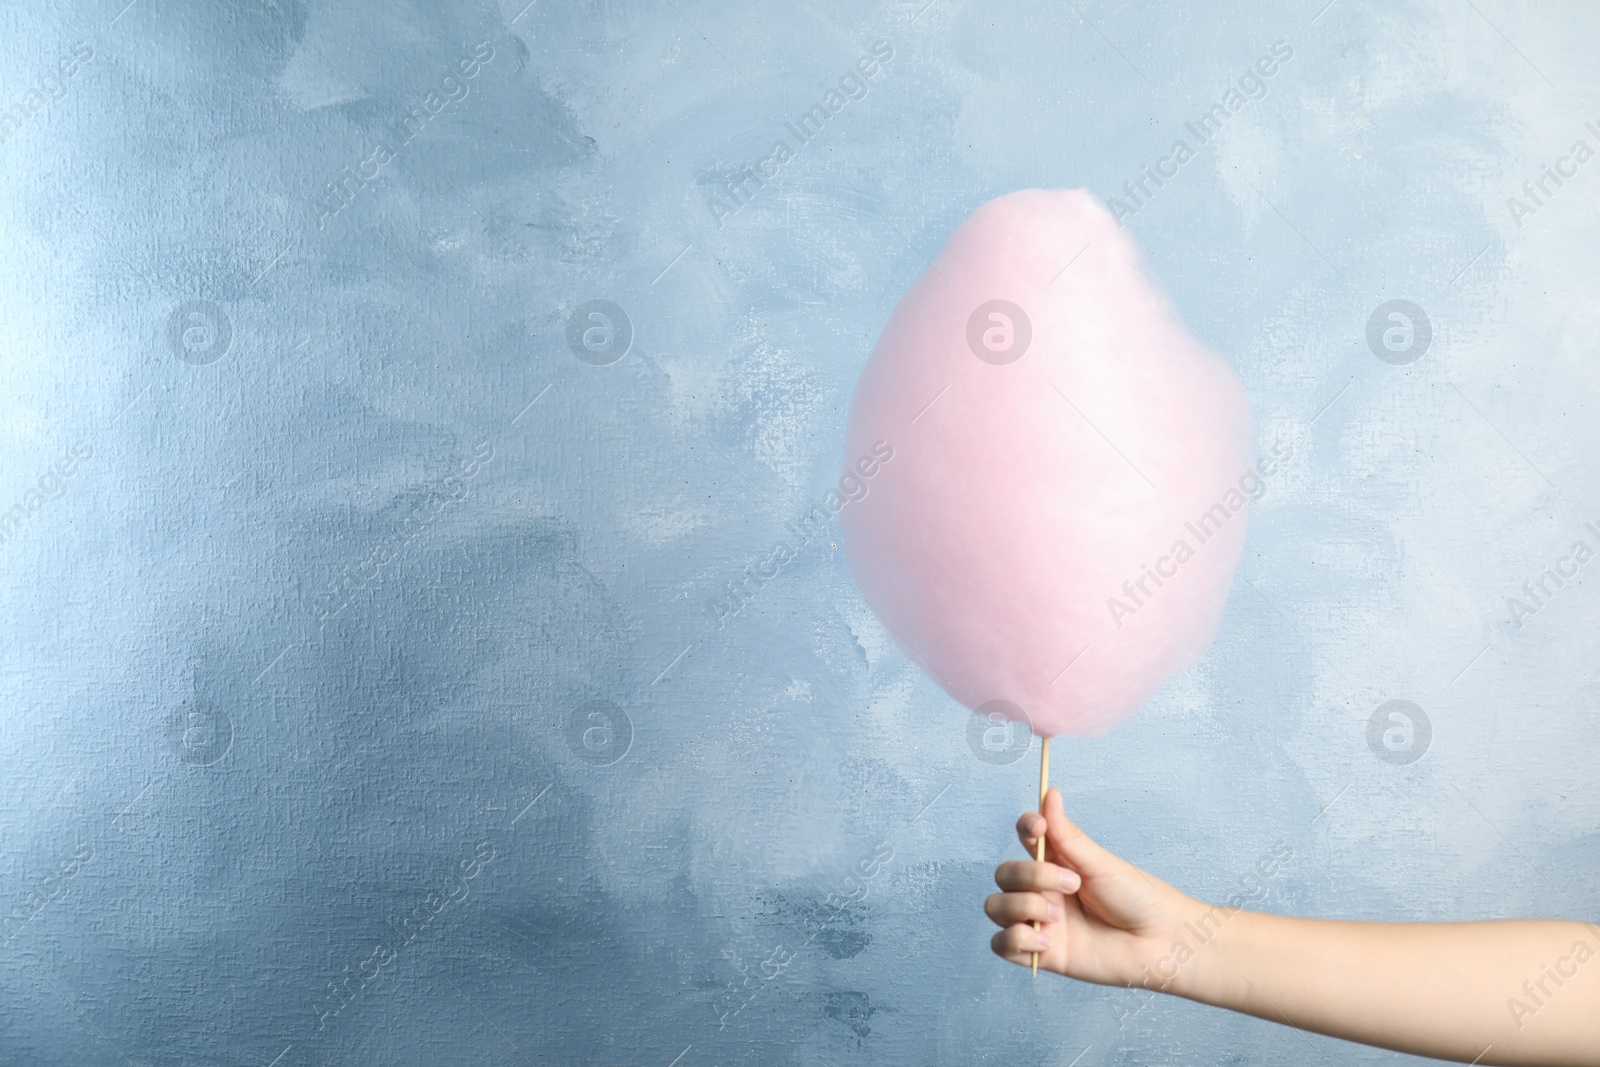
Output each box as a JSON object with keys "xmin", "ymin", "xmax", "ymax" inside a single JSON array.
[{"xmin": 840, "ymin": 188, "xmax": 1254, "ymax": 737}]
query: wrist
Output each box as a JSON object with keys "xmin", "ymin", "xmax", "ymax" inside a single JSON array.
[{"xmin": 1132, "ymin": 895, "xmax": 1246, "ymax": 1001}]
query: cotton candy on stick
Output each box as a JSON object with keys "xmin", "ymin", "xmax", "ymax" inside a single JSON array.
[{"xmin": 838, "ymin": 189, "xmax": 1254, "ymax": 972}]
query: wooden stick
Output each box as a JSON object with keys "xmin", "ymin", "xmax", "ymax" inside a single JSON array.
[{"xmin": 1031, "ymin": 734, "xmax": 1051, "ymax": 977}]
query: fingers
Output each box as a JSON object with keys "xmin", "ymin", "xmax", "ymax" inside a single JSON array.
[
  {"xmin": 990, "ymin": 923, "xmax": 1049, "ymax": 964},
  {"xmin": 983, "ymin": 891, "xmax": 1059, "ymax": 927},
  {"xmin": 1015, "ymin": 793, "xmax": 1117, "ymax": 878},
  {"xmin": 995, "ymin": 859, "xmax": 1082, "ymax": 895},
  {"xmin": 1015, "ymin": 811, "xmax": 1048, "ymax": 854},
  {"xmin": 1039, "ymin": 788, "xmax": 1120, "ymax": 878}
]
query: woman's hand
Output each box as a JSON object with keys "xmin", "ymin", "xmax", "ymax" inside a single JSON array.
[
  {"xmin": 986, "ymin": 790, "xmax": 1600, "ymax": 1065},
  {"xmin": 985, "ymin": 787, "xmax": 1199, "ymax": 989}
]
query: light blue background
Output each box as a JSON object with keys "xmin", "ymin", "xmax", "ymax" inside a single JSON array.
[{"xmin": 2, "ymin": 0, "xmax": 1596, "ymax": 1063}]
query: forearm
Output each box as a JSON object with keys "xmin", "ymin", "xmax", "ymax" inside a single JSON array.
[{"xmin": 1168, "ymin": 906, "xmax": 1600, "ymax": 1065}]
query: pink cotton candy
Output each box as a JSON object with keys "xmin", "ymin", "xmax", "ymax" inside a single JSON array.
[{"xmin": 840, "ymin": 189, "xmax": 1254, "ymax": 737}]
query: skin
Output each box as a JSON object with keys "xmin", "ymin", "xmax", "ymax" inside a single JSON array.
[{"xmin": 986, "ymin": 789, "xmax": 1600, "ymax": 1066}]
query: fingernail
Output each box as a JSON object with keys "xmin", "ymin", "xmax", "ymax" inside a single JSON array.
[
  {"xmin": 1035, "ymin": 933, "xmax": 1050, "ymax": 950},
  {"xmin": 1047, "ymin": 902, "xmax": 1062, "ymax": 920},
  {"xmin": 1060, "ymin": 871, "xmax": 1080, "ymax": 892}
]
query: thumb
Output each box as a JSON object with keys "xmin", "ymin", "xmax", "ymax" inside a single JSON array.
[{"xmin": 1042, "ymin": 788, "xmax": 1120, "ymax": 878}]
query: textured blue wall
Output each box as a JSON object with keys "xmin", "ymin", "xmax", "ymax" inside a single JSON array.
[{"xmin": 2, "ymin": 1, "xmax": 1597, "ymax": 1063}]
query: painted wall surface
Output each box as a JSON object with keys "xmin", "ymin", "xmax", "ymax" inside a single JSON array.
[{"xmin": 1, "ymin": 1, "xmax": 1597, "ymax": 1063}]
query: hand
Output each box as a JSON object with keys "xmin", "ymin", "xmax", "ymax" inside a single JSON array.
[{"xmin": 985, "ymin": 787, "xmax": 1199, "ymax": 988}]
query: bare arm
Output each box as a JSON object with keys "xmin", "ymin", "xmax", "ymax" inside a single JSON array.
[
  {"xmin": 1175, "ymin": 910, "xmax": 1599, "ymax": 1065},
  {"xmin": 986, "ymin": 790, "xmax": 1600, "ymax": 1066}
]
